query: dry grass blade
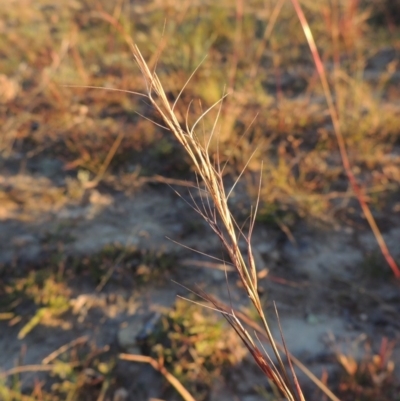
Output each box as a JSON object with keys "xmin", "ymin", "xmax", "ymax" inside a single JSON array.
[
  {"xmin": 0, "ymin": 365, "xmax": 56, "ymax": 378},
  {"xmin": 206, "ymin": 294, "xmax": 341, "ymax": 401},
  {"xmin": 195, "ymin": 289, "xmax": 298, "ymax": 400},
  {"xmin": 130, "ymin": 44, "xmax": 305, "ymax": 401},
  {"xmin": 119, "ymin": 354, "xmax": 196, "ymax": 401},
  {"xmin": 290, "ymin": 0, "xmax": 400, "ymax": 279},
  {"xmin": 42, "ymin": 335, "xmax": 89, "ymax": 364}
]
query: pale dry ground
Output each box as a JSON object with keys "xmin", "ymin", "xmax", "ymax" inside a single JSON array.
[{"xmin": 1, "ymin": 157, "xmax": 400, "ymax": 399}]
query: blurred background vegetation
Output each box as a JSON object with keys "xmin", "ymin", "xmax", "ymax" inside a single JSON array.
[
  {"xmin": 1, "ymin": 0, "xmax": 400, "ymax": 400},
  {"xmin": 1, "ymin": 0, "xmax": 399, "ymax": 223}
]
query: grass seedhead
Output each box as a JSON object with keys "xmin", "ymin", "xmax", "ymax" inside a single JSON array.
[{"xmin": 127, "ymin": 40, "xmax": 306, "ymax": 401}]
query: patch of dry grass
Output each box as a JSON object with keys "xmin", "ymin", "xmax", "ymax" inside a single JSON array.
[{"xmin": 1, "ymin": 0, "xmax": 399, "ymax": 218}]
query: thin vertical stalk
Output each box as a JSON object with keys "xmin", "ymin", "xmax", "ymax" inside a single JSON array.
[{"xmin": 290, "ymin": 0, "xmax": 400, "ymax": 278}]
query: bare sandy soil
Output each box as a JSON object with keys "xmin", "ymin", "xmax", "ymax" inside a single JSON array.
[{"xmin": 1, "ymin": 152, "xmax": 399, "ymax": 400}]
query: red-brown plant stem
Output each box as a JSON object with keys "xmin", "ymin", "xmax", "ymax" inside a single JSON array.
[
  {"xmin": 119, "ymin": 354, "xmax": 196, "ymax": 401},
  {"xmin": 290, "ymin": 0, "xmax": 400, "ymax": 278}
]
